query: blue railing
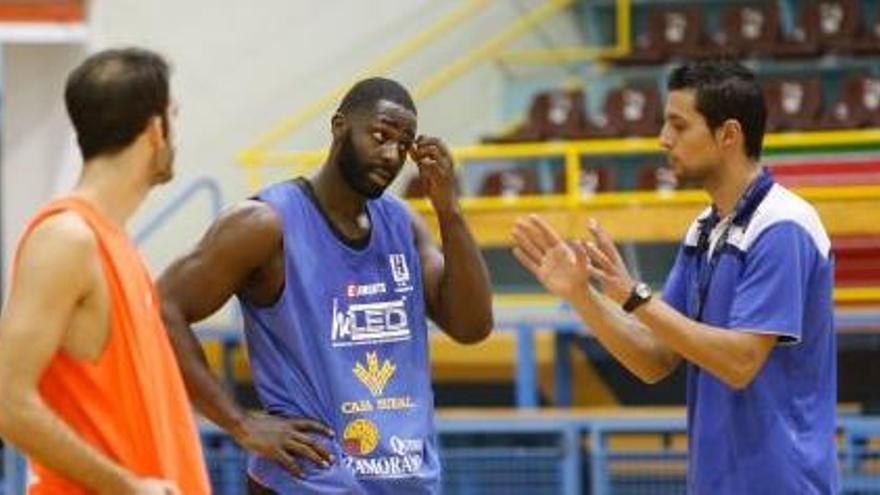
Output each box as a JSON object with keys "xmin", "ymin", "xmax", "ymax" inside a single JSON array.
[
  {"xmin": 134, "ymin": 176, "xmax": 223, "ymax": 244},
  {"xmin": 194, "ymin": 412, "xmax": 880, "ymax": 495}
]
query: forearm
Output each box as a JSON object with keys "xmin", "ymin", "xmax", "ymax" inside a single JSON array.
[
  {"xmin": 633, "ymin": 298, "xmax": 768, "ymax": 389},
  {"xmin": 569, "ymin": 288, "xmax": 680, "ymax": 383},
  {"xmin": 163, "ymin": 308, "xmax": 248, "ymax": 437},
  {"xmin": 0, "ymin": 391, "xmax": 134, "ymax": 493},
  {"xmin": 435, "ymin": 206, "xmax": 493, "ymax": 343}
]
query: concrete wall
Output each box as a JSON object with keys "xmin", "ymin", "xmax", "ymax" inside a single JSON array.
[{"xmin": 1, "ymin": 1, "xmax": 581, "ymax": 322}]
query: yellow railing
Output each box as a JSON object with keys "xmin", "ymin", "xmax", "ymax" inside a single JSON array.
[
  {"xmin": 239, "ymin": 0, "xmax": 586, "ymax": 186},
  {"xmin": 496, "ymin": 0, "xmax": 631, "ymax": 64},
  {"xmin": 240, "ymin": 127, "xmax": 880, "ymax": 194}
]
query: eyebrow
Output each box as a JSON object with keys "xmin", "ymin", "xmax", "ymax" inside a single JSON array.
[{"xmin": 374, "ymin": 116, "xmax": 415, "ymax": 139}]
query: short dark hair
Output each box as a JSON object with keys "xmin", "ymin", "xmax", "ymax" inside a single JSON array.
[
  {"xmin": 65, "ymin": 47, "xmax": 171, "ymax": 160},
  {"xmin": 337, "ymin": 77, "xmax": 416, "ymax": 117},
  {"xmin": 667, "ymin": 60, "xmax": 766, "ymax": 159}
]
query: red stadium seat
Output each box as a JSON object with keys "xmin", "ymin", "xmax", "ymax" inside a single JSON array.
[{"xmin": 763, "ymin": 78, "xmax": 824, "ymax": 132}]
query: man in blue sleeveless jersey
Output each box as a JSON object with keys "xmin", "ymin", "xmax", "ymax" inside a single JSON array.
[
  {"xmin": 158, "ymin": 78, "xmax": 494, "ymax": 494},
  {"xmin": 511, "ymin": 61, "xmax": 837, "ymax": 494}
]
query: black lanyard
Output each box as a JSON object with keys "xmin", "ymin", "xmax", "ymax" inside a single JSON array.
[{"xmin": 689, "ymin": 169, "xmax": 775, "ymax": 322}]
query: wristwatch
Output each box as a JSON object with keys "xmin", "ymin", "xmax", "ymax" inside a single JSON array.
[{"xmin": 622, "ymin": 282, "xmax": 653, "ymax": 313}]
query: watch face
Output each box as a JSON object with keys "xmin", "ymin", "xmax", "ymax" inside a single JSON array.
[{"xmin": 636, "ymin": 283, "xmax": 652, "ymax": 298}]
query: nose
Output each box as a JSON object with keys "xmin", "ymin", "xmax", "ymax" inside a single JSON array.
[
  {"xmin": 658, "ymin": 124, "xmax": 673, "ymax": 151},
  {"xmin": 379, "ymin": 141, "xmax": 402, "ymax": 165}
]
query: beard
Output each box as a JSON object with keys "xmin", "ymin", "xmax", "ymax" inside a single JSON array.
[
  {"xmin": 150, "ymin": 145, "xmax": 175, "ymax": 185},
  {"xmin": 339, "ymin": 131, "xmax": 386, "ymax": 199}
]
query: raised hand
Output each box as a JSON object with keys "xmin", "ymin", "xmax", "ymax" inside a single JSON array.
[
  {"xmin": 583, "ymin": 219, "xmax": 636, "ymax": 305},
  {"xmin": 511, "ymin": 215, "xmax": 591, "ymax": 300},
  {"xmin": 233, "ymin": 411, "xmax": 335, "ymax": 478},
  {"xmin": 410, "ymin": 135, "xmax": 457, "ymax": 214}
]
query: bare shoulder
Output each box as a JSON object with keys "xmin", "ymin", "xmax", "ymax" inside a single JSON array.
[
  {"xmin": 19, "ymin": 211, "xmax": 97, "ymax": 263},
  {"xmin": 11, "ymin": 211, "xmax": 98, "ymax": 298},
  {"xmin": 213, "ymin": 199, "xmax": 282, "ymax": 241}
]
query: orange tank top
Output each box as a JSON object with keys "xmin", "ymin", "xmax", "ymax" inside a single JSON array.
[{"xmin": 15, "ymin": 197, "xmax": 210, "ymax": 495}]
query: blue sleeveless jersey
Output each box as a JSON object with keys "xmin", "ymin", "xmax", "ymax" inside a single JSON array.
[{"xmin": 239, "ymin": 179, "xmax": 441, "ymax": 494}]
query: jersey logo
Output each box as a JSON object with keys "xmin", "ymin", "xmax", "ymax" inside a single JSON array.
[
  {"xmin": 389, "ymin": 254, "xmax": 412, "ymax": 292},
  {"xmin": 353, "ymin": 352, "xmax": 396, "ymax": 397},
  {"xmin": 343, "ymin": 418, "xmax": 380, "ymax": 456},
  {"xmin": 331, "ymin": 297, "xmax": 411, "ymax": 347}
]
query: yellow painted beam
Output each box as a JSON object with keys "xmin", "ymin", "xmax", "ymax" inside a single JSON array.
[
  {"xmin": 496, "ymin": 0, "xmax": 631, "ymax": 65},
  {"xmin": 241, "ymin": 128, "xmax": 880, "ymax": 170},
  {"xmin": 413, "ymin": 186, "xmax": 880, "ymax": 244}
]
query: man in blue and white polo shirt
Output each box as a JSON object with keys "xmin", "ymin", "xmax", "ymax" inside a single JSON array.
[{"xmin": 511, "ymin": 60, "xmax": 837, "ymax": 494}]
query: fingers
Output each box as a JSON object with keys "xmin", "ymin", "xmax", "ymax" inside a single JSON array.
[
  {"xmin": 573, "ymin": 239, "xmax": 591, "ymax": 271},
  {"xmin": 531, "ymin": 215, "xmax": 564, "ymax": 248},
  {"xmin": 284, "ymin": 431, "xmax": 333, "ymax": 468},
  {"xmin": 514, "ymin": 215, "xmax": 561, "ymax": 253},
  {"xmin": 290, "ymin": 418, "xmax": 335, "ymax": 438},
  {"xmin": 586, "ymin": 264, "xmax": 609, "ymax": 285},
  {"xmin": 275, "ymin": 449, "xmax": 305, "ymax": 478},
  {"xmin": 511, "ymin": 223, "xmax": 546, "ymax": 264},
  {"xmin": 587, "ymin": 219, "xmax": 625, "ymax": 269},
  {"xmin": 512, "ymin": 246, "xmax": 541, "ymax": 275},
  {"xmin": 585, "ymin": 241, "xmax": 614, "ymax": 273}
]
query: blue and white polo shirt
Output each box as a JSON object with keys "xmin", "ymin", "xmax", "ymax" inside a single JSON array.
[{"xmin": 662, "ymin": 169, "xmax": 838, "ymax": 494}]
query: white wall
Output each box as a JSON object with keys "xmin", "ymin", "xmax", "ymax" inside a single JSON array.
[
  {"xmin": 2, "ymin": 43, "xmax": 86, "ymax": 283},
  {"xmin": 2, "ymin": 1, "xmax": 582, "ymax": 321}
]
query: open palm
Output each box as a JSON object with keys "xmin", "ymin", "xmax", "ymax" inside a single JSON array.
[{"xmin": 511, "ymin": 215, "xmax": 590, "ymax": 300}]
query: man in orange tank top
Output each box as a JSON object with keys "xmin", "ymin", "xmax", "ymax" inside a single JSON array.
[{"xmin": 0, "ymin": 48, "xmax": 210, "ymax": 495}]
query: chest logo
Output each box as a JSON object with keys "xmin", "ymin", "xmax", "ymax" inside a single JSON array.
[{"xmin": 353, "ymin": 352, "xmax": 396, "ymax": 397}]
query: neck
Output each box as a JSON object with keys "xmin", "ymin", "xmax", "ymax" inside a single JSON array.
[
  {"xmin": 705, "ymin": 156, "xmax": 761, "ymax": 218},
  {"xmin": 309, "ymin": 149, "xmax": 368, "ymax": 222},
  {"xmin": 70, "ymin": 152, "xmax": 152, "ymax": 228}
]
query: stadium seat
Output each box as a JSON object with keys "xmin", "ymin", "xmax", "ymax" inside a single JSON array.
[
  {"xmin": 800, "ymin": 0, "xmax": 863, "ymax": 53},
  {"xmin": 483, "ymin": 89, "xmax": 594, "ymax": 143},
  {"xmin": 597, "ymin": 84, "xmax": 663, "ymax": 137},
  {"xmin": 819, "ymin": 74, "xmax": 880, "ymax": 129},
  {"xmin": 478, "ymin": 168, "xmax": 541, "ymax": 198},
  {"xmin": 763, "ymin": 78, "xmax": 824, "ymax": 132},
  {"xmin": 714, "ymin": 3, "xmax": 785, "ymax": 57},
  {"xmin": 636, "ymin": 163, "xmax": 679, "ymax": 192},
  {"xmin": 551, "ymin": 164, "xmax": 615, "ymax": 195},
  {"xmin": 612, "ymin": 7, "xmax": 709, "ymax": 65}
]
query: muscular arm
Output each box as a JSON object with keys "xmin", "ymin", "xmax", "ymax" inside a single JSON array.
[
  {"xmin": 158, "ymin": 200, "xmax": 332, "ymax": 475},
  {"xmin": 158, "ymin": 200, "xmax": 281, "ymax": 436},
  {"xmin": 408, "ymin": 135, "xmax": 493, "ymax": 344},
  {"xmin": 411, "ymin": 207, "xmax": 493, "ymax": 344},
  {"xmin": 0, "ymin": 215, "xmax": 142, "ymax": 494}
]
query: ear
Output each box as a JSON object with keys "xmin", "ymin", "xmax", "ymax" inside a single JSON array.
[
  {"xmin": 717, "ymin": 119, "xmax": 743, "ymax": 152},
  {"xmin": 331, "ymin": 112, "xmax": 346, "ymax": 140},
  {"xmin": 147, "ymin": 115, "xmax": 167, "ymax": 148}
]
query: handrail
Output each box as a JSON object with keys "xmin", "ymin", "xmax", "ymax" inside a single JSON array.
[
  {"xmin": 134, "ymin": 176, "xmax": 224, "ymax": 245},
  {"xmin": 243, "ymin": 128, "xmax": 880, "ymax": 170},
  {"xmin": 496, "ymin": 0, "xmax": 632, "ymax": 64},
  {"xmin": 239, "ymin": 0, "xmax": 580, "ymax": 190}
]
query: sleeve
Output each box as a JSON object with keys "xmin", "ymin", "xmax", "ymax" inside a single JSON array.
[
  {"xmin": 661, "ymin": 245, "xmax": 690, "ymax": 314},
  {"xmin": 728, "ymin": 222, "xmax": 815, "ymax": 343}
]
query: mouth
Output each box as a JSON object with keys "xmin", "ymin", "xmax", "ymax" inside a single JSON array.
[{"xmin": 368, "ymin": 169, "xmax": 393, "ymax": 186}]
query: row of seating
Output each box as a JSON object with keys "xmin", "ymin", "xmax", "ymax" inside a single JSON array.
[
  {"xmin": 404, "ymin": 158, "xmax": 880, "ymax": 288},
  {"xmin": 612, "ymin": 0, "xmax": 880, "ymax": 65},
  {"xmin": 485, "ymin": 73, "xmax": 880, "ymax": 142}
]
